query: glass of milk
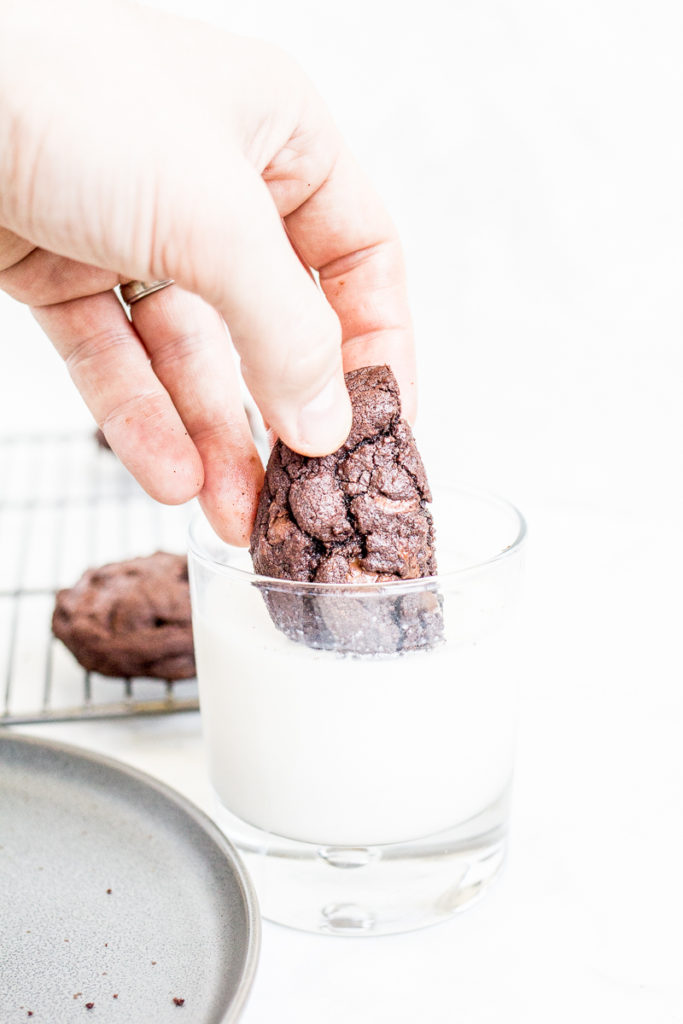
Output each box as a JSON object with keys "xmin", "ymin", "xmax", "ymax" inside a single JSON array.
[{"xmin": 188, "ymin": 485, "xmax": 526, "ymax": 936}]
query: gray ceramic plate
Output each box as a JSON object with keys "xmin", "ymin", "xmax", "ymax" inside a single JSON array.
[{"xmin": 0, "ymin": 733, "xmax": 260, "ymax": 1023}]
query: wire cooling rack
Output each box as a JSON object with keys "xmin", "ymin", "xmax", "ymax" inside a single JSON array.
[{"xmin": 0, "ymin": 432, "xmax": 199, "ymax": 725}]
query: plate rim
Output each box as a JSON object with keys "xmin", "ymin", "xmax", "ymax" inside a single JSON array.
[{"xmin": 0, "ymin": 730, "xmax": 261, "ymax": 1024}]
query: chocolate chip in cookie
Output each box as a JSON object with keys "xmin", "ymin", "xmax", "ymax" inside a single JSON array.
[
  {"xmin": 250, "ymin": 365, "xmax": 442, "ymax": 654},
  {"xmin": 52, "ymin": 552, "xmax": 195, "ymax": 679}
]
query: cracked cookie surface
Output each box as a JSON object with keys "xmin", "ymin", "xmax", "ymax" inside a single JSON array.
[
  {"xmin": 250, "ymin": 365, "xmax": 441, "ymax": 653},
  {"xmin": 52, "ymin": 552, "xmax": 195, "ymax": 679}
]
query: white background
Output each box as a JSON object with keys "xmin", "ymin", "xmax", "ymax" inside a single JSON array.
[{"xmin": 2, "ymin": 0, "xmax": 683, "ymax": 1020}]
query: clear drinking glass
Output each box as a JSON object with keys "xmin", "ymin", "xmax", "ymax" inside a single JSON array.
[{"xmin": 188, "ymin": 485, "xmax": 526, "ymax": 936}]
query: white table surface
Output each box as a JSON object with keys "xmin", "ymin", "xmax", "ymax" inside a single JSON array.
[{"xmin": 2, "ymin": 0, "xmax": 683, "ymax": 1020}]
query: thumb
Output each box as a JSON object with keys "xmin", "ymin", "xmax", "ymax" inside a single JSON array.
[{"xmin": 169, "ymin": 154, "xmax": 352, "ymax": 457}]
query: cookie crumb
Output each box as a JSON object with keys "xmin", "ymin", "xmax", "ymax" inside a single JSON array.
[
  {"xmin": 173, "ymin": 997, "xmax": 185, "ymax": 1007},
  {"xmin": 106, "ymin": 888, "xmax": 112, "ymax": 894},
  {"xmin": 74, "ymin": 993, "xmax": 82, "ymax": 999},
  {"xmin": 113, "ymin": 994, "xmax": 118, "ymax": 1000},
  {"xmin": 151, "ymin": 961, "xmax": 157, "ymax": 966}
]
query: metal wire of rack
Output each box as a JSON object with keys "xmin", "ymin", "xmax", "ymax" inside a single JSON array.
[{"xmin": 0, "ymin": 432, "xmax": 199, "ymax": 725}]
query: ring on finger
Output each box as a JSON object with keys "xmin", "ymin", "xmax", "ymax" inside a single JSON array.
[{"xmin": 119, "ymin": 279, "xmax": 174, "ymax": 306}]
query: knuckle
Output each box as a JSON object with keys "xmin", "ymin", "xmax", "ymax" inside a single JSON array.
[
  {"xmin": 148, "ymin": 329, "xmax": 206, "ymax": 373},
  {"xmin": 0, "ymin": 228, "xmax": 34, "ymax": 276},
  {"xmin": 100, "ymin": 389, "xmax": 168, "ymax": 432},
  {"xmin": 189, "ymin": 422, "xmax": 230, "ymax": 448},
  {"xmin": 0, "ymin": 250, "xmax": 116, "ymax": 306},
  {"xmin": 65, "ymin": 327, "xmax": 134, "ymax": 374},
  {"xmin": 0, "ymin": 254, "xmax": 39, "ymax": 303}
]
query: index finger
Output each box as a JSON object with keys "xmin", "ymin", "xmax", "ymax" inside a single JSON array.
[{"xmin": 281, "ymin": 142, "xmax": 417, "ymax": 421}]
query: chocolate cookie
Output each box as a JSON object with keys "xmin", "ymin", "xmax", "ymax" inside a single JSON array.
[
  {"xmin": 250, "ymin": 365, "xmax": 442, "ymax": 654},
  {"xmin": 52, "ymin": 552, "xmax": 195, "ymax": 679}
]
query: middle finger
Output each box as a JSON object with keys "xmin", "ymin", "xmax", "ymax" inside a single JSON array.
[{"xmin": 128, "ymin": 284, "xmax": 264, "ymax": 546}]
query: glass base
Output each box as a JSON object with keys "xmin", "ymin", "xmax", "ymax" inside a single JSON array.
[{"xmin": 211, "ymin": 790, "xmax": 510, "ymax": 937}]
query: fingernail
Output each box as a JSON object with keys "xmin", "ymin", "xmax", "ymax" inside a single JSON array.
[{"xmin": 297, "ymin": 374, "xmax": 352, "ymax": 455}]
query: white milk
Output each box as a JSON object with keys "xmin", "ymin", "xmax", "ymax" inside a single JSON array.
[{"xmin": 193, "ymin": 578, "xmax": 517, "ymax": 847}]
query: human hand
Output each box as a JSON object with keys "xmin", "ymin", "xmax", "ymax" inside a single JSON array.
[{"xmin": 0, "ymin": 0, "xmax": 415, "ymax": 544}]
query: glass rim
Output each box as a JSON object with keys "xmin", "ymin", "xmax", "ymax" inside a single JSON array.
[{"xmin": 187, "ymin": 483, "xmax": 527, "ymax": 595}]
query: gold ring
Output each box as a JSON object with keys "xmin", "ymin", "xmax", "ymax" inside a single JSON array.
[{"xmin": 119, "ymin": 279, "xmax": 174, "ymax": 306}]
